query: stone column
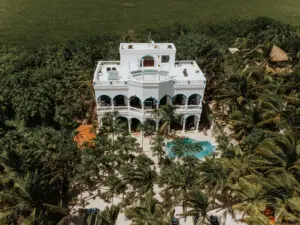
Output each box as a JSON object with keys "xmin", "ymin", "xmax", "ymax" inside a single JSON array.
[
  {"xmin": 112, "ymin": 100, "xmax": 115, "ymax": 111},
  {"xmin": 197, "ymin": 95, "xmax": 200, "ymax": 104},
  {"xmin": 99, "ymin": 117, "xmax": 103, "ymax": 128},
  {"xmin": 169, "ymin": 96, "xmax": 172, "ymax": 105},
  {"xmin": 156, "ymin": 121, "xmax": 159, "ymax": 132},
  {"xmin": 124, "ymin": 97, "xmax": 128, "ymax": 107},
  {"xmin": 185, "ymin": 99, "xmax": 188, "ymax": 109},
  {"xmin": 182, "ymin": 117, "xmax": 186, "ymax": 134},
  {"xmin": 195, "ymin": 117, "xmax": 200, "ymax": 133},
  {"xmin": 128, "ymin": 118, "xmax": 131, "ymax": 133}
]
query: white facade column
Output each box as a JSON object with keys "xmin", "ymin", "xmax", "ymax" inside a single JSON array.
[
  {"xmin": 99, "ymin": 117, "xmax": 103, "ymax": 128},
  {"xmin": 112, "ymin": 100, "xmax": 115, "ymax": 111},
  {"xmin": 140, "ymin": 119, "xmax": 145, "ymax": 150},
  {"xmin": 156, "ymin": 120, "xmax": 159, "ymax": 132},
  {"xmin": 197, "ymin": 95, "xmax": 200, "ymax": 104},
  {"xmin": 198, "ymin": 97, "xmax": 202, "ymax": 109},
  {"xmin": 185, "ymin": 99, "xmax": 188, "ymax": 109},
  {"xmin": 128, "ymin": 118, "xmax": 131, "ymax": 133},
  {"xmin": 168, "ymin": 96, "xmax": 172, "ymax": 105},
  {"xmin": 124, "ymin": 97, "xmax": 128, "ymax": 108},
  {"xmin": 182, "ymin": 117, "xmax": 186, "ymax": 134},
  {"xmin": 195, "ymin": 117, "xmax": 200, "ymax": 133}
]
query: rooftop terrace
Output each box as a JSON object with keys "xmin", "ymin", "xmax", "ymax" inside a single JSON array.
[
  {"xmin": 120, "ymin": 43, "xmax": 176, "ymax": 51},
  {"xmin": 93, "ymin": 60, "xmax": 206, "ymax": 85}
]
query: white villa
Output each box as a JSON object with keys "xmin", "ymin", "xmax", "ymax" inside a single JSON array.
[{"xmin": 93, "ymin": 42, "xmax": 206, "ymax": 133}]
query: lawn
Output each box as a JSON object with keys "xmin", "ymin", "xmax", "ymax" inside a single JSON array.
[{"xmin": 1, "ymin": 0, "xmax": 300, "ymax": 46}]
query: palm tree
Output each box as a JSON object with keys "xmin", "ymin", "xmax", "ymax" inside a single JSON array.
[
  {"xmin": 102, "ymin": 111, "xmax": 120, "ymax": 142},
  {"xmin": 182, "ymin": 190, "xmax": 210, "ymax": 224},
  {"xmin": 150, "ymin": 134, "xmax": 165, "ymax": 165},
  {"xmin": 241, "ymin": 214, "xmax": 271, "ymax": 225},
  {"xmin": 99, "ymin": 174, "xmax": 126, "ymax": 204},
  {"xmin": 124, "ymin": 190, "xmax": 172, "ymax": 225},
  {"xmin": 253, "ymin": 132, "xmax": 300, "ymax": 178},
  {"xmin": 255, "ymin": 90, "xmax": 286, "ymax": 130},
  {"xmin": 231, "ymin": 177, "xmax": 267, "ymax": 217},
  {"xmin": 152, "ymin": 105, "xmax": 178, "ymax": 136},
  {"xmin": 229, "ymin": 102, "xmax": 260, "ymax": 140},
  {"xmin": 0, "ymin": 171, "xmax": 66, "ymax": 224},
  {"xmin": 261, "ymin": 173, "xmax": 300, "ymax": 224},
  {"xmin": 139, "ymin": 119, "xmax": 156, "ymax": 137},
  {"xmin": 84, "ymin": 205, "xmax": 120, "ymax": 225},
  {"xmin": 98, "ymin": 205, "xmax": 120, "ymax": 225},
  {"xmin": 198, "ymin": 157, "xmax": 228, "ymax": 195},
  {"xmin": 138, "ymin": 119, "xmax": 156, "ymax": 150},
  {"xmin": 158, "ymin": 158, "xmax": 201, "ymax": 215},
  {"xmin": 214, "ymin": 72, "xmax": 262, "ymax": 111},
  {"xmin": 120, "ymin": 154, "xmax": 157, "ymax": 196}
]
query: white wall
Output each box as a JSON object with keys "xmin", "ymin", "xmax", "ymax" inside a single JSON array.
[{"xmin": 120, "ymin": 49, "xmax": 176, "ymax": 71}]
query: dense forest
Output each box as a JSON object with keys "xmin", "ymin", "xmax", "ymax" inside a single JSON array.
[{"xmin": 0, "ymin": 17, "xmax": 300, "ymax": 224}]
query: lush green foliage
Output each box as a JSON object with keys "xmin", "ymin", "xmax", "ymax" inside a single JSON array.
[
  {"xmin": 1, "ymin": 17, "xmax": 300, "ymax": 224},
  {"xmin": 1, "ymin": 0, "xmax": 300, "ymax": 46}
]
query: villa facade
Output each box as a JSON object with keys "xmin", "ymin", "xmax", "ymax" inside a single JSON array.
[{"xmin": 93, "ymin": 42, "xmax": 206, "ymax": 133}]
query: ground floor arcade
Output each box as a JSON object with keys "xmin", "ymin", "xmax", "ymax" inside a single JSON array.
[
  {"xmin": 98, "ymin": 114, "xmax": 201, "ymax": 134},
  {"xmin": 96, "ymin": 93, "xmax": 202, "ymax": 111}
]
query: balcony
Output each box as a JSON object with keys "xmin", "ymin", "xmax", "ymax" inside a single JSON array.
[{"xmin": 97, "ymin": 105, "xmax": 202, "ymax": 116}]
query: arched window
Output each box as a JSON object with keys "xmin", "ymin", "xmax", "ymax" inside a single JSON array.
[{"xmin": 140, "ymin": 55, "xmax": 154, "ymax": 67}]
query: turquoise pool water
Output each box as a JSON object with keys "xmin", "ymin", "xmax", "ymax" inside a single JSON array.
[{"xmin": 166, "ymin": 138, "xmax": 215, "ymax": 159}]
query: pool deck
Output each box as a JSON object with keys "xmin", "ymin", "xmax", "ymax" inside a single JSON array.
[{"xmin": 80, "ymin": 129, "xmax": 245, "ymax": 225}]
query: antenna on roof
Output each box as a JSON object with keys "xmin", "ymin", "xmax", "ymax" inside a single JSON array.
[{"xmin": 148, "ymin": 32, "xmax": 155, "ymax": 44}]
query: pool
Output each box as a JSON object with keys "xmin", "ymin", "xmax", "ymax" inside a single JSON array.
[{"xmin": 166, "ymin": 138, "xmax": 215, "ymax": 159}]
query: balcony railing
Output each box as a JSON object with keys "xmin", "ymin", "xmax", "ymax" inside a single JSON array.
[
  {"xmin": 174, "ymin": 80, "xmax": 205, "ymax": 85},
  {"xmin": 97, "ymin": 105, "xmax": 202, "ymax": 115}
]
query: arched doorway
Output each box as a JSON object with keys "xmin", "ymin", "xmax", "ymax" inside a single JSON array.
[
  {"xmin": 113, "ymin": 95, "xmax": 128, "ymax": 107},
  {"xmin": 116, "ymin": 116, "xmax": 128, "ymax": 131},
  {"xmin": 170, "ymin": 114, "xmax": 184, "ymax": 131},
  {"xmin": 159, "ymin": 95, "xmax": 171, "ymax": 107},
  {"xmin": 143, "ymin": 119, "xmax": 156, "ymax": 136},
  {"xmin": 97, "ymin": 95, "xmax": 111, "ymax": 106},
  {"xmin": 144, "ymin": 97, "xmax": 157, "ymax": 109},
  {"xmin": 188, "ymin": 94, "xmax": 201, "ymax": 105},
  {"xmin": 185, "ymin": 115, "xmax": 199, "ymax": 131},
  {"xmin": 129, "ymin": 96, "xmax": 142, "ymax": 109},
  {"xmin": 140, "ymin": 55, "xmax": 154, "ymax": 67},
  {"xmin": 172, "ymin": 94, "xmax": 187, "ymax": 105},
  {"xmin": 131, "ymin": 118, "xmax": 142, "ymax": 132}
]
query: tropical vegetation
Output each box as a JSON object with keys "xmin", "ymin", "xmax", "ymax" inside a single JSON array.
[{"xmin": 0, "ymin": 17, "xmax": 300, "ymax": 224}]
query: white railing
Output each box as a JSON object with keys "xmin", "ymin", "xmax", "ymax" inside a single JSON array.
[
  {"xmin": 174, "ymin": 105, "xmax": 185, "ymax": 109},
  {"xmin": 187, "ymin": 105, "xmax": 202, "ymax": 109},
  {"xmin": 94, "ymin": 80, "xmax": 128, "ymax": 86},
  {"xmin": 100, "ymin": 61, "xmax": 120, "ymax": 65},
  {"xmin": 174, "ymin": 80, "xmax": 205, "ymax": 85},
  {"xmin": 97, "ymin": 106, "xmax": 112, "ymax": 110},
  {"xmin": 114, "ymin": 106, "xmax": 128, "ymax": 110},
  {"xmin": 175, "ymin": 60, "xmax": 195, "ymax": 65},
  {"xmin": 129, "ymin": 107, "xmax": 142, "ymax": 113},
  {"xmin": 94, "ymin": 61, "xmax": 121, "ymax": 82},
  {"xmin": 132, "ymin": 75, "xmax": 171, "ymax": 82},
  {"xmin": 97, "ymin": 105, "xmax": 202, "ymax": 115}
]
